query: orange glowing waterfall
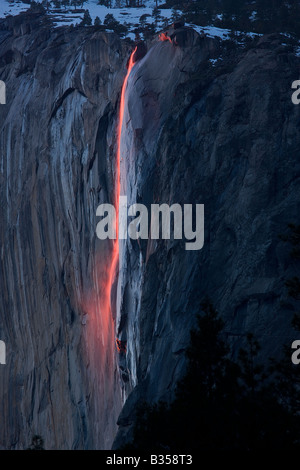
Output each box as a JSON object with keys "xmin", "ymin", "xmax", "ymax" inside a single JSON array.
[
  {"xmin": 159, "ymin": 32, "xmax": 172, "ymax": 44},
  {"xmin": 115, "ymin": 47, "xmax": 137, "ymax": 243},
  {"xmin": 83, "ymin": 47, "xmax": 137, "ymax": 344},
  {"xmin": 79, "ymin": 48, "xmax": 138, "ymax": 448},
  {"xmin": 103, "ymin": 47, "xmax": 138, "ymax": 330}
]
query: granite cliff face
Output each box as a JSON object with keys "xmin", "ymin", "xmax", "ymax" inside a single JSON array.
[
  {"xmin": 0, "ymin": 11, "xmax": 299, "ymax": 449},
  {"xmin": 113, "ymin": 31, "xmax": 300, "ymax": 445},
  {"xmin": 0, "ymin": 13, "xmax": 128, "ymax": 449}
]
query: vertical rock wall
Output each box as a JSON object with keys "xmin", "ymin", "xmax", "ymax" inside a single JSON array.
[
  {"xmin": 113, "ymin": 32, "xmax": 300, "ymax": 446},
  {"xmin": 0, "ymin": 19, "xmax": 129, "ymax": 449}
]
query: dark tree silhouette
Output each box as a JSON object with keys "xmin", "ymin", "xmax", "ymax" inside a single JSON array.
[
  {"xmin": 26, "ymin": 435, "xmax": 45, "ymax": 450},
  {"xmin": 80, "ymin": 9, "xmax": 92, "ymax": 26},
  {"xmin": 121, "ymin": 299, "xmax": 300, "ymax": 450}
]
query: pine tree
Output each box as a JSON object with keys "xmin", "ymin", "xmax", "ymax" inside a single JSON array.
[
  {"xmin": 94, "ymin": 16, "xmax": 102, "ymax": 27},
  {"xmin": 80, "ymin": 9, "xmax": 92, "ymax": 26},
  {"xmin": 104, "ymin": 13, "xmax": 118, "ymax": 29},
  {"xmin": 152, "ymin": 8, "xmax": 161, "ymax": 27},
  {"xmin": 26, "ymin": 435, "xmax": 45, "ymax": 450}
]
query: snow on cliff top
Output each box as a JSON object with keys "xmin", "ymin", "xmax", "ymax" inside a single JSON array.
[
  {"xmin": 0, "ymin": 0, "xmax": 171, "ymax": 26},
  {"xmin": 0, "ymin": 0, "xmax": 260, "ymax": 42}
]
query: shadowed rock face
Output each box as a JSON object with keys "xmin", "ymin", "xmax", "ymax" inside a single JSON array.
[
  {"xmin": 133, "ymin": 42, "xmax": 147, "ymax": 62},
  {"xmin": 113, "ymin": 33, "xmax": 300, "ymax": 445},
  {"xmin": 0, "ymin": 11, "xmax": 299, "ymax": 449}
]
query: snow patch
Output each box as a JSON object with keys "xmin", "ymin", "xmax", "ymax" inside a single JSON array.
[
  {"xmin": 0, "ymin": 0, "xmax": 261, "ymax": 43},
  {"xmin": 209, "ymin": 57, "xmax": 223, "ymax": 66}
]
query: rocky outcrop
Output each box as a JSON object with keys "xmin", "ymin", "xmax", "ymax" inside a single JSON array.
[
  {"xmin": 0, "ymin": 11, "xmax": 299, "ymax": 449},
  {"xmin": 113, "ymin": 33, "xmax": 300, "ymax": 446},
  {"xmin": 0, "ymin": 13, "xmax": 130, "ymax": 450}
]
